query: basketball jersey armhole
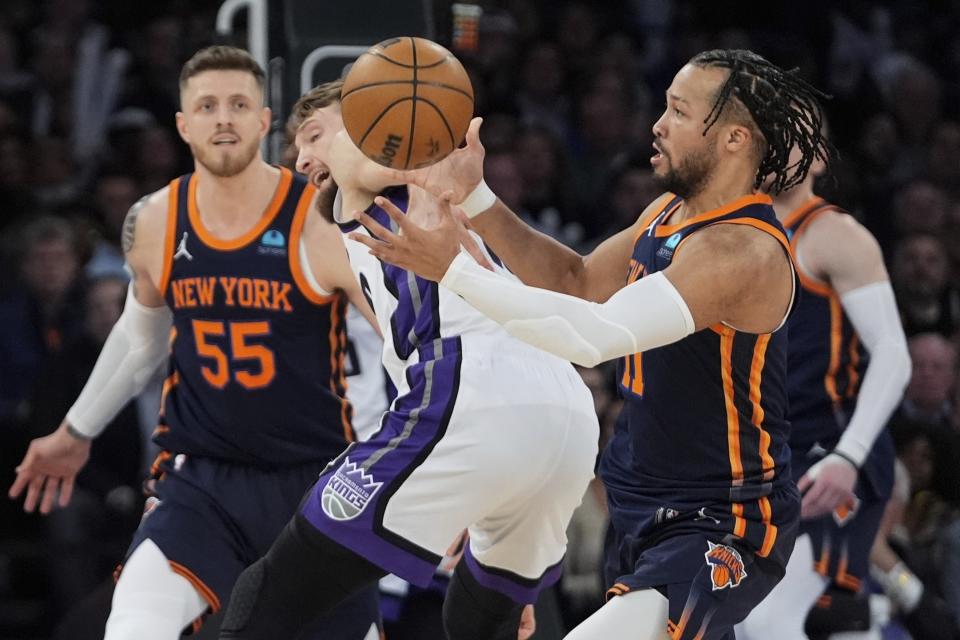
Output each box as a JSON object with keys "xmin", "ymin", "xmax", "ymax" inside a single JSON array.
[
  {"xmin": 789, "ymin": 207, "xmax": 836, "ymax": 298},
  {"xmin": 290, "ymin": 183, "xmax": 338, "ymax": 305},
  {"xmin": 157, "ymin": 178, "xmax": 181, "ymax": 296},
  {"xmin": 691, "ymin": 219, "xmax": 797, "ymax": 334}
]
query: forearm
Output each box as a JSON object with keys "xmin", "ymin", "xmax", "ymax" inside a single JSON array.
[
  {"xmin": 440, "ymin": 253, "xmax": 694, "ymax": 367},
  {"xmin": 66, "ymin": 286, "xmax": 172, "ymax": 438},
  {"xmin": 470, "ymin": 200, "xmax": 588, "ymax": 296},
  {"xmin": 835, "ymin": 282, "xmax": 911, "ymax": 465}
]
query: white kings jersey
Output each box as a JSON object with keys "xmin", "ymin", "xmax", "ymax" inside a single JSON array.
[
  {"xmin": 334, "ymin": 186, "xmax": 531, "ymax": 394},
  {"xmin": 343, "ymin": 302, "xmax": 389, "ymax": 441}
]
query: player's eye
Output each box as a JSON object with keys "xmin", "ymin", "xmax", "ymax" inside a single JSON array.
[
  {"xmin": 674, "ymin": 108, "xmax": 683, "ymax": 117},
  {"xmin": 310, "ymin": 133, "xmax": 320, "ymax": 143}
]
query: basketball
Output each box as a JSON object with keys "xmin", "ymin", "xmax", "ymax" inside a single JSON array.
[{"xmin": 341, "ymin": 36, "xmax": 474, "ymax": 170}]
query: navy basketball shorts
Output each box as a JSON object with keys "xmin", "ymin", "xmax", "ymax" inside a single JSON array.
[
  {"xmin": 299, "ymin": 337, "xmax": 600, "ymax": 605},
  {"xmin": 604, "ymin": 483, "xmax": 800, "ymax": 639},
  {"xmin": 120, "ymin": 454, "xmax": 380, "ymax": 635}
]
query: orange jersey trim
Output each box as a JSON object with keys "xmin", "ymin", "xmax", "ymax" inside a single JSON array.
[
  {"xmin": 158, "ymin": 179, "xmax": 181, "ymax": 296},
  {"xmin": 187, "ymin": 167, "xmax": 291, "ymax": 251},
  {"xmin": 289, "ymin": 182, "xmax": 338, "ymax": 305},
  {"xmin": 787, "ymin": 200, "xmax": 837, "ymax": 298},
  {"xmin": 782, "ymin": 196, "xmax": 826, "ymax": 229},
  {"xmin": 720, "ymin": 328, "xmax": 744, "ymax": 487},
  {"xmin": 732, "ymin": 502, "xmax": 747, "ymax": 538},
  {"xmin": 846, "ymin": 334, "xmax": 861, "ymax": 399},
  {"xmin": 748, "ymin": 334, "xmax": 775, "ymax": 481},
  {"xmin": 169, "ymin": 560, "xmax": 221, "ymax": 612},
  {"xmin": 654, "ymin": 193, "xmax": 773, "ymax": 238},
  {"xmin": 706, "ymin": 218, "xmax": 791, "ymax": 256},
  {"xmin": 327, "ymin": 295, "xmax": 354, "ymax": 443},
  {"xmin": 758, "ymin": 496, "xmax": 778, "ymax": 557},
  {"xmin": 633, "ymin": 193, "xmax": 678, "ymax": 242},
  {"xmin": 824, "ymin": 295, "xmax": 843, "ymax": 406}
]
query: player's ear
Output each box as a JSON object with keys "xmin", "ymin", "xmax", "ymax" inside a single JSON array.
[
  {"xmin": 260, "ymin": 106, "xmax": 272, "ymax": 138},
  {"xmin": 724, "ymin": 124, "xmax": 752, "ymax": 154},
  {"xmin": 175, "ymin": 112, "xmax": 191, "ymax": 144}
]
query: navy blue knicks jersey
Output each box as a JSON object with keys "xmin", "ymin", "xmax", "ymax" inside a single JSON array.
[
  {"xmin": 154, "ymin": 167, "xmax": 353, "ymax": 467},
  {"xmin": 600, "ymin": 193, "xmax": 797, "ymax": 561},
  {"xmin": 783, "ymin": 197, "xmax": 867, "ymax": 449}
]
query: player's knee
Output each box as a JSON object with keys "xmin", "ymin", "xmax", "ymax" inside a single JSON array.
[
  {"xmin": 443, "ymin": 561, "xmax": 523, "ymax": 640},
  {"xmin": 107, "ymin": 540, "xmax": 208, "ymax": 640},
  {"xmin": 219, "ymin": 558, "xmax": 266, "ymax": 635}
]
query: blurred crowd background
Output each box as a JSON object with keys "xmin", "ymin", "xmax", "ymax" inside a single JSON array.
[{"xmin": 0, "ymin": 0, "xmax": 959, "ymax": 638}]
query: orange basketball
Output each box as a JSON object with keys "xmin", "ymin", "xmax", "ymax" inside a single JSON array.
[{"xmin": 341, "ymin": 37, "xmax": 474, "ymax": 170}]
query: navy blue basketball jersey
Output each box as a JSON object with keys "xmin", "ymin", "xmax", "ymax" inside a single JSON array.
[
  {"xmin": 154, "ymin": 168, "xmax": 353, "ymax": 467},
  {"xmin": 782, "ymin": 197, "xmax": 867, "ymax": 449},
  {"xmin": 600, "ymin": 193, "xmax": 796, "ymax": 562}
]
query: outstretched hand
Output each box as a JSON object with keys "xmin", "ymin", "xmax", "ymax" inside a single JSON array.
[
  {"xmin": 9, "ymin": 423, "xmax": 91, "ymax": 514},
  {"xmin": 349, "ymin": 191, "xmax": 491, "ymax": 281},
  {"xmin": 380, "ymin": 117, "xmax": 486, "ymax": 204}
]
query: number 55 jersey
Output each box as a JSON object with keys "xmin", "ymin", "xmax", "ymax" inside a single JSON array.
[{"xmin": 156, "ymin": 167, "xmax": 354, "ymax": 467}]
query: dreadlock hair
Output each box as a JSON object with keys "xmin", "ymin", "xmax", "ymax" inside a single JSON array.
[{"xmin": 689, "ymin": 49, "xmax": 835, "ymax": 194}]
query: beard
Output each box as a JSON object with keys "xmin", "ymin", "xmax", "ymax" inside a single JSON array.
[
  {"xmin": 653, "ymin": 137, "xmax": 717, "ymax": 200},
  {"xmin": 314, "ymin": 175, "xmax": 338, "ymax": 223},
  {"xmin": 191, "ymin": 137, "xmax": 260, "ymax": 177}
]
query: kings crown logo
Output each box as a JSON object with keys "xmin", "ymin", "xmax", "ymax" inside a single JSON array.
[{"xmin": 321, "ymin": 457, "xmax": 383, "ymax": 521}]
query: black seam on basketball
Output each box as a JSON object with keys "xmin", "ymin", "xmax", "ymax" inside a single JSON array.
[
  {"xmin": 416, "ymin": 97, "xmax": 455, "ymax": 152},
  {"xmin": 404, "ymin": 36, "xmax": 418, "ymax": 170},
  {"xmin": 341, "ymin": 80, "xmax": 472, "ymax": 101},
  {"xmin": 357, "ymin": 97, "xmax": 413, "ymax": 148},
  {"xmin": 365, "ymin": 50, "xmax": 449, "ymax": 70}
]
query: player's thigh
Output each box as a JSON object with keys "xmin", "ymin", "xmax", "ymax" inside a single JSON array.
[
  {"xmin": 734, "ymin": 534, "xmax": 828, "ymax": 640},
  {"xmin": 465, "ymin": 406, "xmax": 598, "ymax": 596}
]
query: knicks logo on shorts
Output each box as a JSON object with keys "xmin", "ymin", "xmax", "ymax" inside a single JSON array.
[
  {"xmin": 705, "ymin": 541, "xmax": 747, "ymax": 591},
  {"xmin": 321, "ymin": 457, "xmax": 383, "ymax": 521},
  {"xmin": 832, "ymin": 496, "xmax": 861, "ymax": 527}
]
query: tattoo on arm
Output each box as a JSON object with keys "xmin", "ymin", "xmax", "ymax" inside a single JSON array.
[{"xmin": 121, "ymin": 196, "xmax": 150, "ymax": 254}]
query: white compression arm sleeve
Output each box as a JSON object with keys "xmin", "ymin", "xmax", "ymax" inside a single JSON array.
[
  {"xmin": 440, "ymin": 252, "xmax": 695, "ymax": 367},
  {"xmin": 66, "ymin": 286, "xmax": 173, "ymax": 438},
  {"xmin": 834, "ymin": 281, "xmax": 911, "ymax": 466}
]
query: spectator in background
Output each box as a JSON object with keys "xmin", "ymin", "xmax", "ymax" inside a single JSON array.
[
  {"xmin": 134, "ymin": 125, "xmax": 181, "ymax": 193},
  {"xmin": 515, "ymin": 125, "xmax": 580, "ymax": 233},
  {"xmin": 27, "ymin": 275, "xmax": 144, "ymax": 617},
  {"xmin": 0, "ymin": 216, "xmax": 83, "ymax": 426},
  {"xmin": 926, "ymin": 121, "xmax": 960, "ymax": 201},
  {"xmin": 891, "ymin": 233, "xmax": 960, "ymax": 336},
  {"xmin": 896, "ymin": 333, "xmax": 957, "ymax": 430},
  {"xmin": 86, "ymin": 172, "xmax": 138, "ymax": 279},
  {"xmin": 891, "ymin": 179, "xmax": 950, "ymax": 236},
  {"xmin": 515, "ymin": 41, "xmax": 571, "ymax": 140}
]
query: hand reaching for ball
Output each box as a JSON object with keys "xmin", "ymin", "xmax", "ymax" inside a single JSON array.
[{"xmin": 381, "ymin": 116, "xmax": 487, "ymax": 205}]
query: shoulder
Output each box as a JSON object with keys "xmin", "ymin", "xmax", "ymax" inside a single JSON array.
[
  {"xmin": 122, "ymin": 185, "xmax": 172, "ymax": 254},
  {"xmin": 681, "ymin": 222, "xmax": 788, "ymax": 278},
  {"xmin": 799, "ymin": 208, "xmax": 882, "ymax": 263}
]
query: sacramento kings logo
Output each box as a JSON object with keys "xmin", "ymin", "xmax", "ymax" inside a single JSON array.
[{"xmin": 321, "ymin": 457, "xmax": 383, "ymax": 521}]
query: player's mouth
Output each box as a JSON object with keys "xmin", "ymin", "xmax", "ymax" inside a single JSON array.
[
  {"xmin": 651, "ymin": 141, "xmax": 666, "ymax": 166},
  {"xmin": 212, "ymin": 134, "xmax": 240, "ymax": 146},
  {"xmin": 309, "ymin": 168, "xmax": 331, "ymax": 187}
]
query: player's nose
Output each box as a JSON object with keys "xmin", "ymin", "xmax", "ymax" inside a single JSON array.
[{"xmin": 296, "ymin": 152, "xmax": 311, "ymax": 174}]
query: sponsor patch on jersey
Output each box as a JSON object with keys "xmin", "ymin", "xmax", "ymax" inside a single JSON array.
[
  {"xmin": 321, "ymin": 457, "xmax": 383, "ymax": 521},
  {"xmin": 656, "ymin": 232, "xmax": 683, "ymax": 260},
  {"xmin": 705, "ymin": 541, "xmax": 747, "ymax": 591},
  {"xmin": 258, "ymin": 229, "xmax": 287, "ymax": 256},
  {"xmin": 832, "ymin": 496, "xmax": 861, "ymax": 527}
]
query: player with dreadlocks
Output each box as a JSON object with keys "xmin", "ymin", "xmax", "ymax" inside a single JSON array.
[{"xmin": 349, "ymin": 48, "xmax": 833, "ymax": 638}]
